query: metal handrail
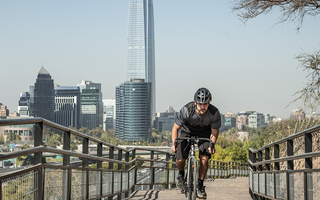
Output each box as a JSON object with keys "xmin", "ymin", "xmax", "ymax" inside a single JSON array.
[
  {"xmin": 248, "ymin": 150, "xmax": 320, "ymax": 166},
  {"xmin": 249, "ymin": 123, "xmax": 320, "ymax": 153},
  {"xmin": 248, "ymin": 123, "xmax": 320, "ymax": 200},
  {"xmin": 0, "ymin": 118, "xmax": 249, "ymax": 200},
  {"xmin": 0, "ymin": 146, "xmax": 138, "ymax": 165},
  {"xmin": 1, "ymin": 118, "xmax": 140, "ymax": 152}
]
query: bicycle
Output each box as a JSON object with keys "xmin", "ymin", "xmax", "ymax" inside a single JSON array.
[{"xmin": 174, "ymin": 136, "xmax": 214, "ymax": 200}]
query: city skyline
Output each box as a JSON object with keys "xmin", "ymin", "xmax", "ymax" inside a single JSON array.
[{"xmin": 1, "ymin": 1, "xmax": 320, "ymax": 118}]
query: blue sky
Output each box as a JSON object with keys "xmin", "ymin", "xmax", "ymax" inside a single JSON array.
[{"xmin": 1, "ymin": 0, "xmax": 320, "ymax": 118}]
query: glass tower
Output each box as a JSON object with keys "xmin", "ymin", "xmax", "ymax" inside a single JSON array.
[
  {"xmin": 34, "ymin": 67, "xmax": 54, "ymax": 121},
  {"xmin": 77, "ymin": 80, "xmax": 103, "ymax": 129},
  {"xmin": 116, "ymin": 79, "xmax": 152, "ymax": 141},
  {"xmin": 81, "ymin": 89, "xmax": 101, "ymax": 130},
  {"xmin": 126, "ymin": 0, "xmax": 155, "ymax": 116},
  {"xmin": 54, "ymin": 86, "xmax": 81, "ymax": 129}
]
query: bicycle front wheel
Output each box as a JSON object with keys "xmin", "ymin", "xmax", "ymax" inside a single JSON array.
[{"xmin": 187, "ymin": 157, "xmax": 198, "ymax": 200}]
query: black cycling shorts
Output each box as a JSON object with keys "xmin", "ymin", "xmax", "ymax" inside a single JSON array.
[{"xmin": 175, "ymin": 132, "xmax": 212, "ymax": 160}]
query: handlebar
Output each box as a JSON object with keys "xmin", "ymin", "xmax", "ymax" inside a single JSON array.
[{"xmin": 174, "ymin": 136, "xmax": 214, "ymax": 152}]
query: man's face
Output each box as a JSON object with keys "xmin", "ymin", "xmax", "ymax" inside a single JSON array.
[{"xmin": 195, "ymin": 102, "xmax": 209, "ymax": 115}]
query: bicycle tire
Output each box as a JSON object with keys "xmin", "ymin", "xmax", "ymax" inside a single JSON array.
[
  {"xmin": 187, "ymin": 158, "xmax": 193, "ymax": 200},
  {"xmin": 187, "ymin": 157, "xmax": 198, "ymax": 200},
  {"xmin": 191, "ymin": 157, "xmax": 197, "ymax": 200}
]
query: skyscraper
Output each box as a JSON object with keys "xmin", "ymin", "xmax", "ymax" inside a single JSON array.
[
  {"xmin": 18, "ymin": 92, "xmax": 31, "ymax": 117},
  {"xmin": 54, "ymin": 86, "xmax": 81, "ymax": 129},
  {"xmin": 28, "ymin": 84, "xmax": 35, "ymax": 116},
  {"xmin": 126, "ymin": 0, "xmax": 156, "ymax": 116},
  {"xmin": 81, "ymin": 89, "xmax": 101, "ymax": 130},
  {"xmin": 102, "ymin": 99, "xmax": 115, "ymax": 131},
  {"xmin": 77, "ymin": 80, "xmax": 103, "ymax": 129},
  {"xmin": 34, "ymin": 67, "xmax": 54, "ymax": 121},
  {"xmin": 116, "ymin": 79, "xmax": 152, "ymax": 141}
]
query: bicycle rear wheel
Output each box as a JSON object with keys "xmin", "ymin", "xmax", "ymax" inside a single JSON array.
[{"xmin": 187, "ymin": 157, "xmax": 198, "ymax": 200}]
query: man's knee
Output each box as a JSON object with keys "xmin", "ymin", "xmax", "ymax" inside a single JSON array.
[
  {"xmin": 176, "ymin": 159, "xmax": 186, "ymax": 164},
  {"xmin": 200, "ymin": 155, "xmax": 209, "ymax": 162}
]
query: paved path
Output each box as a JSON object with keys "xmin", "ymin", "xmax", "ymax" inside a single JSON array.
[{"xmin": 124, "ymin": 177, "xmax": 252, "ymax": 200}]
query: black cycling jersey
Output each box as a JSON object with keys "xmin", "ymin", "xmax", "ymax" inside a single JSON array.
[{"xmin": 175, "ymin": 101, "xmax": 221, "ymax": 138}]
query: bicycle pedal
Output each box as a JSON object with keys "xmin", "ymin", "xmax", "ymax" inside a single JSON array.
[{"xmin": 180, "ymin": 189, "xmax": 186, "ymax": 194}]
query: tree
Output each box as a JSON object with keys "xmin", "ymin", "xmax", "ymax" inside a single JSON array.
[
  {"xmin": 6, "ymin": 131, "xmax": 16, "ymax": 142},
  {"xmin": 90, "ymin": 127, "xmax": 104, "ymax": 138},
  {"xmin": 231, "ymin": 0, "xmax": 320, "ymax": 31},
  {"xmin": 216, "ymin": 136, "xmax": 229, "ymax": 149},
  {"xmin": 21, "ymin": 144, "xmax": 30, "ymax": 149},
  {"xmin": 15, "ymin": 134, "xmax": 21, "ymax": 141},
  {"xmin": 70, "ymin": 140, "xmax": 78, "ymax": 152},
  {"xmin": 0, "ymin": 134, "xmax": 4, "ymax": 144},
  {"xmin": 230, "ymin": 145, "xmax": 247, "ymax": 162},
  {"xmin": 287, "ymin": 50, "xmax": 320, "ymax": 110},
  {"xmin": 47, "ymin": 134, "xmax": 61, "ymax": 148}
]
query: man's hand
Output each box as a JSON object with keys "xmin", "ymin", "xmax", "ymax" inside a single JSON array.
[
  {"xmin": 171, "ymin": 145, "xmax": 177, "ymax": 153},
  {"xmin": 208, "ymin": 146, "xmax": 215, "ymax": 154},
  {"xmin": 171, "ymin": 123, "xmax": 181, "ymax": 153}
]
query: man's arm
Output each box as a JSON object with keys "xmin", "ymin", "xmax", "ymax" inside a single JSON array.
[
  {"xmin": 208, "ymin": 128, "xmax": 219, "ymax": 154},
  {"xmin": 171, "ymin": 123, "xmax": 182, "ymax": 153}
]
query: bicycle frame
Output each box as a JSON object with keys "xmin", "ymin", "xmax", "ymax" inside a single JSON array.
[{"xmin": 174, "ymin": 136, "xmax": 214, "ymax": 200}]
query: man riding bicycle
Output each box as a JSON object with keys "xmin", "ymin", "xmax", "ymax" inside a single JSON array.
[{"xmin": 171, "ymin": 87, "xmax": 221, "ymax": 198}]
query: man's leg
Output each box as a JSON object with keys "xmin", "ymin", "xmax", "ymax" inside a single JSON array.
[
  {"xmin": 199, "ymin": 155, "xmax": 209, "ymax": 180},
  {"xmin": 176, "ymin": 159, "xmax": 186, "ymax": 189},
  {"xmin": 175, "ymin": 139, "xmax": 189, "ymax": 190},
  {"xmin": 198, "ymin": 155, "xmax": 209, "ymax": 198},
  {"xmin": 176, "ymin": 159, "xmax": 186, "ymax": 172}
]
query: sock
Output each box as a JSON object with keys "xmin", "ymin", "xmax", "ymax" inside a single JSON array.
[
  {"xmin": 198, "ymin": 179, "xmax": 204, "ymax": 187},
  {"xmin": 179, "ymin": 170, "xmax": 185, "ymax": 177}
]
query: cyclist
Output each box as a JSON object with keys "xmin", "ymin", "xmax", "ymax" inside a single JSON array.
[{"xmin": 171, "ymin": 87, "xmax": 221, "ymax": 198}]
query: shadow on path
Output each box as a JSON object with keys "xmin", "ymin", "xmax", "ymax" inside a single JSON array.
[{"xmin": 125, "ymin": 177, "xmax": 252, "ymax": 200}]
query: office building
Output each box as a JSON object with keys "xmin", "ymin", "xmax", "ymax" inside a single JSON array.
[
  {"xmin": 81, "ymin": 89, "xmax": 102, "ymax": 130},
  {"xmin": 236, "ymin": 111, "xmax": 256, "ymax": 129},
  {"xmin": 225, "ymin": 112, "xmax": 237, "ymax": 118},
  {"xmin": 0, "ymin": 104, "xmax": 9, "ymax": 117},
  {"xmin": 102, "ymin": 99, "xmax": 115, "ymax": 131},
  {"xmin": 249, "ymin": 112, "xmax": 266, "ymax": 129},
  {"xmin": 237, "ymin": 111, "xmax": 255, "ymax": 117},
  {"xmin": 77, "ymin": 80, "xmax": 103, "ymax": 129},
  {"xmin": 126, "ymin": 0, "xmax": 156, "ymax": 117},
  {"xmin": 236, "ymin": 115, "xmax": 248, "ymax": 130},
  {"xmin": 115, "ymin": 84, "xmax": 125, "ymax": 139},
  {"xmin": 18, "ymin": 92, "xmax": 31, "ymax": 117},
  {"xmin": 220, "ymin": 113, "xmax": 225, "ymax": 128},
  {"xmin": 28, "ymin": 84, "xmax": 35, "ymax": 116},
  {"xmin": 224, "ymin": 116, "xmax": 236, "ymax": 129},
  {"xmin": 264, "ymin": 114, "xmax": 274, "ymax": 125},
  {"xmin": 154, "ymin": 106, "xmax": 177, "ymax": 132},
  {"xmin": 1, "ymin": 116, "xmax": 34, "ymax": 141},
  {"xmin": 116, "ymin": 79, "xmax": 152, "ymax": 141},
  {"xmin": 54, "ymin": 86, "xmax": 81, "ymax": 129},
  {"xmin": 291, "ymin": 109, "xmax": 306, "ymax": 121},
  {"xmin": 34, "ymin": 67, "xmax": 54, "ymax": 121},
  {"xmin": 223, "ymin": 112, "xmax": 236, "ymax": 130}
]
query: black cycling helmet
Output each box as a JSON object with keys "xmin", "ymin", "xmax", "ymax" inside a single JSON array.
[{"xmin": 194, "ymin": 87, "xmax": 212, "ymax": 103}]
